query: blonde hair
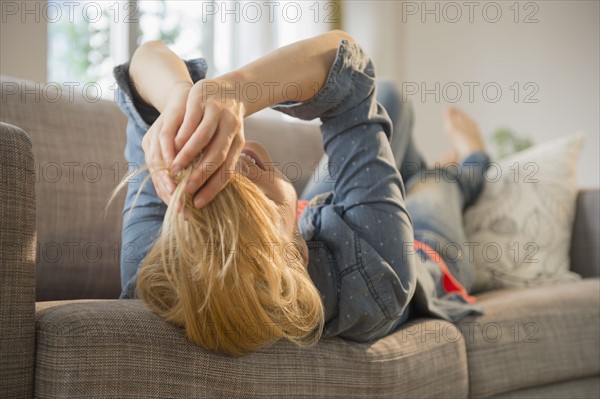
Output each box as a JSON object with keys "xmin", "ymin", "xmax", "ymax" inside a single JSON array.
[{"xmin": 110, "ymin": 165, "xmax": 324, "ymax": 356}]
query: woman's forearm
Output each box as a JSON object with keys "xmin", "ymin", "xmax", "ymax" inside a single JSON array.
[
  {"xmin": 219, "ymin": 30, "xmax": 355, "ymax": 116},
  {"xmin": 128, "ymin": 30, "xmax": 355, "ymax": 116},
  {"xmin": 129, "ymin": 40, "xmax": 193, "ymax": 112}
]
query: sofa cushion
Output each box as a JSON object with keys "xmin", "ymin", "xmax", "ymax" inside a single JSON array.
[
  {"xmin": 458, "ymin": 279, "xmax": 600, "ymax": 399},
  {"xmin": 488, "ymin": 375, "xmax": 599, "ymax": 399},
  {"xmin": 35, "ymin": 300, "xmax": 468, "ymax": 398}
]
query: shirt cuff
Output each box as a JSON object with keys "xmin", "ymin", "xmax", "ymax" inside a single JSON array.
[
  {"xmin": 112, "ymin": 58, "xmax": 208, "ymax": 130},
  {"xmin": 270, "ymin": 39, "xmax": 373, "ymax": 121}
]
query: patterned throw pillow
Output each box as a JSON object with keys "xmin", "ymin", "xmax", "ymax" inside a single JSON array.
[{"xmin": 464, "ymin": 133, "xmax": 585, "ymax": 293}]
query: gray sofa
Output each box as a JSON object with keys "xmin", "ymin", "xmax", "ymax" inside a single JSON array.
[{"xmin": 1, "ymin": 75, "xmax": 599, "ymax": 399}]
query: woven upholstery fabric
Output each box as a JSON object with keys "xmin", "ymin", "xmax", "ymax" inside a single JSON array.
[
  {"xmin": 0, "ymin": 123, "xmax": 36, "ymax": 398},
  {"xmin": 570, "ymin": 190, "xmax": 600, "ymax": 278},
  {"xmin": 34, "ymin": 299, "xmax": 469, "ymax": 399},
  {"xmin": 488, "ymin": 375, "xmax": 599, "ymax": 399},
  {"xmin": 459, "ymin": 279, "xmax": 600, "ymax": 398}
]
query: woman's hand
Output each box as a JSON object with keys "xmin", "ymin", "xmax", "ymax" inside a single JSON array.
[
  {"xmin": 142, "ymin": 79, "xmax": 245, "ymax": 208},
  {"xmin": 170, "ymin": 79, "xmax": 246, "ymax": 208},
  {"xmin": 141, "ymin": 81, "xmax": 192, "ymax": 205}
]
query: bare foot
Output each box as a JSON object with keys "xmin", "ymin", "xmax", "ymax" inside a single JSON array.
[
  {"xmin": 443, "ymin": 107, "xmax": 485, "ymax": 160},
  {"xmin": 437, "ymin": 149, "xmax": 459, "ymax": 166}
]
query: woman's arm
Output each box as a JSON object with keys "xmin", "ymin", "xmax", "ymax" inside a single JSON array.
[
  {"xmin": 268, "ymin": 39, "xmax": 418, "ymax": 342},
  {"xmin": 129, "ymin": 30, "xmax": 356, "ymax": 208},
  {"xmin": 129, "ymin": 30, "xmax": 354, "ymax": 115},
  {"xmin": 129, "ymin": 40, "xmax": 194, "ymax": 113},
  {"xmin": 214, "ymin": 29, "xmax": 355, "ymax": 116}
]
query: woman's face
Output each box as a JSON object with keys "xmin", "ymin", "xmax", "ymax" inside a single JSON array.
[{"xmin": 235, "ymin": 140, "xmax": 298, "ymax": 237}]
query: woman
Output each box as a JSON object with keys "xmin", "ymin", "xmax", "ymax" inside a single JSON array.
[{"xmin": 113, "ymin": 30, "xmax": 490, "ymax": 356}]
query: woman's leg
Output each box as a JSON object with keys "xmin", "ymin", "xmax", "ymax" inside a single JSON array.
[
  {"xmin": 300, "ymin": 81, "xmax": 489, "ymax": 294},
  {"xmin": 378, "ymin": 80, "xmax": 427, "ymax": 183},
  {"xmin": 405, "ymin": 108, "xmax": 489, "ymax": 293},
  {"xmin": 300, "ymin": 80, "xmax": 426, "ymax": 200}
]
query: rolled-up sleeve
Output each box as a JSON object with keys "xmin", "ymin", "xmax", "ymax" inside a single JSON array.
[
  {"xmin": 273, "ymin": 40, "xmax": 417, "ymax": 342},
  {"xmin": 113, "ymin": 58, "xmax": 208, "ymax": 130}
]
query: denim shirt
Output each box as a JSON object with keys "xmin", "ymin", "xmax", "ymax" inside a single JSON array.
[
  {"xmin": 113, "ymin": 40, "xmax": 481, "ymax": 344},
  {"xmin": 270, "ymin": 40, "xmax": 418, "ymax": 341}
]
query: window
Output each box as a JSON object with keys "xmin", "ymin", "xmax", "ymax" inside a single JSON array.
[
  {"xmin": 47, "ymin": 1, "xmax": 336, "ymax": 99},
  {"xmin": 47, "ymin": 1, "xmax": 120, "ymax": 97}
]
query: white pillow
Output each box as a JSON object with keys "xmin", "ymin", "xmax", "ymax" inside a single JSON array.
[{"xmin": 464, "ymin": 133, "xmax": 585, "ymax": 293}]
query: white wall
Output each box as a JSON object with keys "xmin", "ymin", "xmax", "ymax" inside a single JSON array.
[
  {"xmin": 343, "ymin": 0, "xmax": 599, "ymax": 187},
  {"xmin": 0, "ymin": 0, "xmax": 48, "ymax": 82}
]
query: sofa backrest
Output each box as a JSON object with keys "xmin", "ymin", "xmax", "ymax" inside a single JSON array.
[
  {"xmin": 3, "ymin": 74, "xmax": 597, "ymax": 301},
  {"xmin": 0, "ymin": 76, "xmax": 323, "ymax": 300}
]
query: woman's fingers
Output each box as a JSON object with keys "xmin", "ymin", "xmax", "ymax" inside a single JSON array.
[
  {"xmin": 183, "ymin": 111, "xmax": 241, "ymax": 196},
  {"xmin": 142, "ymin": 117, "xmax": 160, "ymax": 153},
  {"xmin": 172, "ymin": 105, "xmax": 220, "ymax": 174},
  {"xmin": 174, "ymin": 98, "xmax": 205, "ymax": 153},
  {"xmin": 146, "ymin": 124, "xmax": 175, "ymax": 204},
  {"xmin": 144, "ymin": 79, "xmax": 247, "ymax": 209},
  {"xmin": 158, "ymin": 115, "xmax": 182, "ymax": 165},
  {"xmin": 192, "ymin": 133, "xmax": 245, "ymax": 208}
]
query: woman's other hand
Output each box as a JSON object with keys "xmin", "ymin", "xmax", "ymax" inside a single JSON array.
[{"xmin": 170, "ymin": 79, "xmax": 246, "ymax": 208}]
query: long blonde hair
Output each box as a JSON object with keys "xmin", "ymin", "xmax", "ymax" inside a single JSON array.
[{"xmin": 110, "ymin": 164, "xmax": 324, "ymax": 356}]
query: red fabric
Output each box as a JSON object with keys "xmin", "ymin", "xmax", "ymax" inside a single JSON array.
[
  {"xmin": 296, "ymin": 202, "xmax": 475, "ymax": 304},
  {"xmin": 297, "ymin": 199, "xmax": 309, "ymax": 220},
  {"xmin": 413, "ymin": 240, "xmax": 476, "ymax": 304}
]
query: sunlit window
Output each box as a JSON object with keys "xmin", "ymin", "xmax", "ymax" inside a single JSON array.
[
  {"xmin": 47, "ymin": 0, "xmax": 214, "ymax": 99},
  {"xmin": 47, "ymin": 0, "xmax": 334, "ymax": 99},
  {"xmin": 47, "ymin": 1, "xmax": 116, "ymax": 95},
  {"xmin": 137, "ymin": 1, "xmax": 213, "ymax": 61}
]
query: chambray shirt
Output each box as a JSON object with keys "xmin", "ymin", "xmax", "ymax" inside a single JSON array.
[
  {"xmin": 270, "ymin": 40, "xmax": 418, "ymax": 341},
  {"xmin": 113, "ymin": 40, "xmax": 482, "ymax": 344}
]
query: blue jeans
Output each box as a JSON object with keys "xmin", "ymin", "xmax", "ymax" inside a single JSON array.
[{"xmin": 302, "ymin": 81, "xmax": 490, "ymax": 293}]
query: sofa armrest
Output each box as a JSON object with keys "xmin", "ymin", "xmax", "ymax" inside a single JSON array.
[
  {"xmin": 0, "ymin": 122, "xmax": 36, "ymax": 398},
  {"xmin": 570, "ymin": 189, "xmax": 600, "ymax": 278}
]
